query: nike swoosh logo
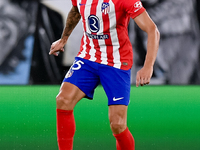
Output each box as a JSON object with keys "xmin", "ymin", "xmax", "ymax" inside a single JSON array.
[
  {"xmin": 79, "ymin": 3, "xmax": 86, "ymax": 6},
  {"xmin": 113, "ymin": 97, "xmax": 124, "ymax": 101}
]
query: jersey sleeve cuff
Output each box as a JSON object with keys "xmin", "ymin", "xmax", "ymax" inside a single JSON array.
[{"xmin": 131, "ymin": 7, "xmax": 146, "ymax": 19}]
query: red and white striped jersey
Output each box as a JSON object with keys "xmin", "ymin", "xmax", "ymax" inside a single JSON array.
[{"xmin": 71, "ymin": 0, "xmax": 145, "ymax": 70}]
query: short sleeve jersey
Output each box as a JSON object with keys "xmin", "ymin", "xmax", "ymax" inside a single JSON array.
[{"xmin": 71, "ymin": 0, "xmax": 145, "ymax": 70}]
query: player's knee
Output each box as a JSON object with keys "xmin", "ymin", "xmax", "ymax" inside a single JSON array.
[
  {"xmin": 110, "ymin": 121, "xmax": 126, "ymax": 134},
  {"xmin": 56, "ymin": 94, "xmax": 74, "ymax": 109}
]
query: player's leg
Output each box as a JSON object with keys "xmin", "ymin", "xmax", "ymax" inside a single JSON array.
[
  {"xmin": 56, "ymin": 82, "xmax": 85, "ymax": 150},
  {"xmin": 56, "ymin": 82, "xmax": 85, "ymax": 110},
  {"xmin": 108, "ymin": 105, "xmax": 127, "ymax": 134},
  {"xmin": 99, "ymin": 64, "xmax": 134, "ymax": 150},
  {"xmin": 109, "ymin": 105, "xmax": 134, "ymax": 150},
  {"xmin": 56, "ymin": 57, "xmax": 100, "ymax": 150}
]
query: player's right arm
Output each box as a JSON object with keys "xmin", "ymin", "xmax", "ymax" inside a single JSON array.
[{"xmin": 49, "ymin": 6, "xmax": 81, "ymax": 56}]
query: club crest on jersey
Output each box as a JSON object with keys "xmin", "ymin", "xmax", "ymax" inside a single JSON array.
[{"xmin": 101, "ymin": 2, "xmax": 110, "ymax": 15}]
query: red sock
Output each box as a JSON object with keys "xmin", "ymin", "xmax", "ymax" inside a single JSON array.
[
  {"xmin": 57, "ymin": 109, "xmax": 75, "ymax": 150},
  {"xmin": 113, "ymin": 128, "xmax": 135, "ymax": 150}
]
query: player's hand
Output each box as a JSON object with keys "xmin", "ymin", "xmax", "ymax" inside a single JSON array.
[
  {"xmin": 136, "ymin": 66, "xmax": 153, "ymax": 87},
  {"xmin": 49, "ymin": 39, "xmax": 66, "ymax": 56}
]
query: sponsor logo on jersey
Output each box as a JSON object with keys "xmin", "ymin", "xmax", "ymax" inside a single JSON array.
[
  {"xmin": 101, "ymin": 2, "xmax": 110, "ymax": 15},
  {"xmin": 85, "ymin": 32, "xmax": 109, "ymax": 40},
  {"xmin": 88, "ymin": 15, "xmax": 100, "ymax": 33},
  {"xmin": 134, "ymin": 1, "xmax": 143, "ymax": 12},
  {"xmin": 87, "ymin": 14, "xmax": 109, "ymax": 39}
]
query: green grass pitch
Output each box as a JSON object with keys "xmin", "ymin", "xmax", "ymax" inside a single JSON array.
[{"xmin": 0, "ymin": 85, "xmax": 200, "ymax": 150}]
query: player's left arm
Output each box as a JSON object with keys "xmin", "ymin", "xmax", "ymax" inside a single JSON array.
[{"xmin": 133, "ymin": 11, "xmax": 160, "ymax": 87}]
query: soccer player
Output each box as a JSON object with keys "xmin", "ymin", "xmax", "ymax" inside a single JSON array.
[{"xmin": 49, "ymin": 0, "xmax": 160, "ymax": 149}]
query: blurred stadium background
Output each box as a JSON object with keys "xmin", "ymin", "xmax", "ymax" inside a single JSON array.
[{"xmin": 0, "ymin": 0, "xmax": 200, "ymax": 150}]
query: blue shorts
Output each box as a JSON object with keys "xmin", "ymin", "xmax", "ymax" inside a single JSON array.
[{"xmin": 63, "ymin": 57, "xmax": 131, "ymax": 106}]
